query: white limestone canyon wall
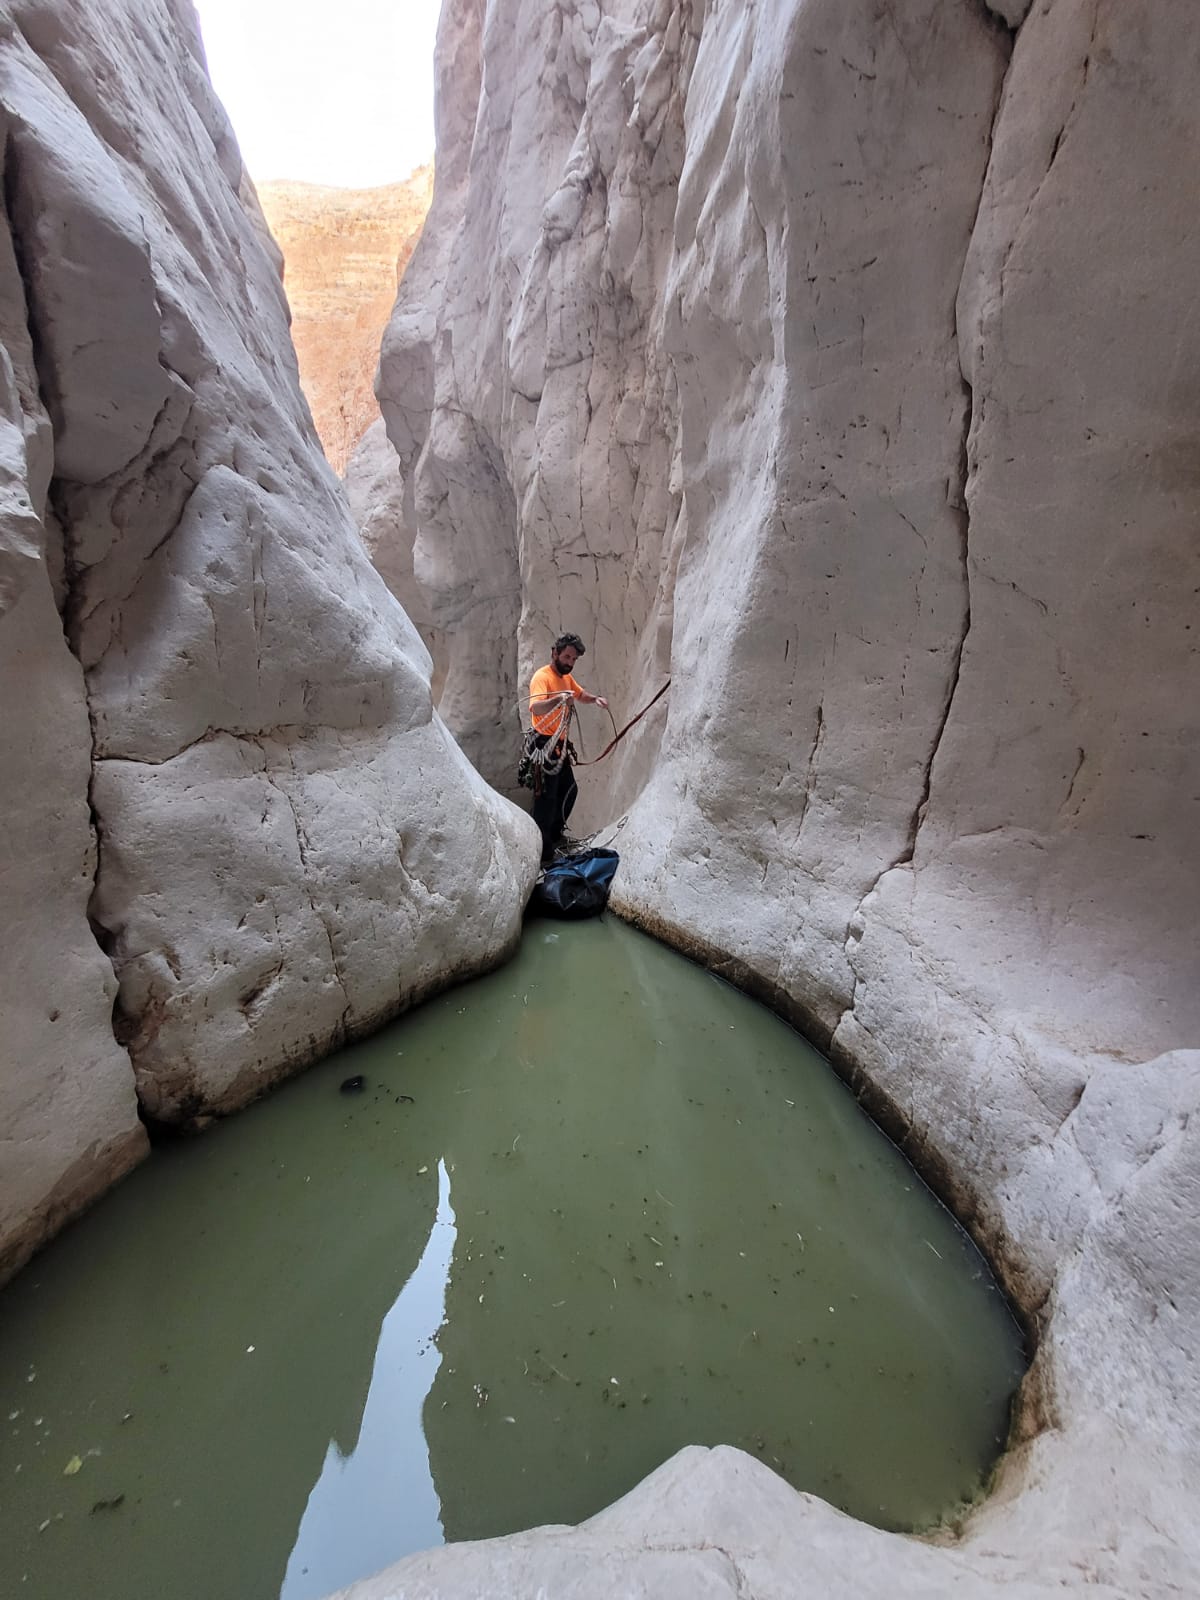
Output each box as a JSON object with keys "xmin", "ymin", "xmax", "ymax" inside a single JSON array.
[
  {"xmin": 344, "ymin": 417, "xmax": 447, "ymax": 703},
  {"xmin": 365, "ymin": 0, "xmax": 1200, "ymax": 1594},
  {"xmin": 377, "ymin": 0, "xmax": 685, "ymax": 802},
  {"xmin": 0, "ymin": 0, "xmax": 538, "ymax": 1283},
  {"xmin": 0, "ymin": 232, "xmax": 147, "ymax": 1284}
]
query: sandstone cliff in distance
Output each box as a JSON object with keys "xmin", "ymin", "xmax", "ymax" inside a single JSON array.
[
  {"xmin": 358, "ymin": 0, "xmax": 1200, "ymax": 1594},
  {"xmin": 258, "ymin": 170, "xmax": 434, "ymax": 473}
]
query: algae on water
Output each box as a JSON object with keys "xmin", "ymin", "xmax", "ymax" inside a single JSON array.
[{"xmin": 0, "ymin": 919, "xmax": 1025, "ymax": 1600}]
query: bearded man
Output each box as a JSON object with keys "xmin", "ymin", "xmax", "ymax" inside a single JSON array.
[{"xmin": 528, "ymin": 632, "xmax": 608, "ymax": 863}]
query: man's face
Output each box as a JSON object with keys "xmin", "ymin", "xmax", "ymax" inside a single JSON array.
[{"xmin": 553, "ymin": 645, "xmax": 579, "ymax": 673}]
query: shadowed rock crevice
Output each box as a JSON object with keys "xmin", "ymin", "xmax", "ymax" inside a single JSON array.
[{"xmin": 369, "ymin": 0, "xmax": 692, "ymax": 814}]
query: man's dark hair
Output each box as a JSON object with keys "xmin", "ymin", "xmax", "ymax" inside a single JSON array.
[{"xmin": 554, "ymin": 632, "xmax": 586, "ymax": 657}]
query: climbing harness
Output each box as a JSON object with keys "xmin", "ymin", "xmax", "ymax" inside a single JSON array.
[{"xmin": 517, "ymin": 691, "xmax": 577, "ymax": 793}]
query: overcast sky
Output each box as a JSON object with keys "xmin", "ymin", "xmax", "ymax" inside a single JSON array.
[{"xmin": 192, "ymin": 0, "xmax": 442, "ymax": 188}]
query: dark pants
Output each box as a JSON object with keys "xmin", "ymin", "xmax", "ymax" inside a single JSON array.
[{"xmin": 532, "ymin": 753, "xmax": 577, "ymax": 859}]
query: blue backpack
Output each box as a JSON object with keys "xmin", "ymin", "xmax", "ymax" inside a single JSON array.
[{"xmin": 534, "ymin": 848, "xmax": 620, "ymax": 919}]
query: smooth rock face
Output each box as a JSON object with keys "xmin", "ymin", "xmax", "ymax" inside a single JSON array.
[
  {"xmin": 330, "ymin": 1439, "xmax": 1197, "ymax": 1600},
  {"xmin": 0, "ymin": 0, "xmax": 537, "ymax": 1274},
  {"xmin": 345, "ymin": 417, "xmax": 446, "ymax": 703},
  {"xmin": 377, "ymin": 0, "xmax": 684, "ymax": 799},
  {"xmin": 0, "ymin": 247, "xmax": 147, "ymax": 1279},
  {"xmin": 367, "ymin": 0, "xmax": 1200, "ymax": 1593}
]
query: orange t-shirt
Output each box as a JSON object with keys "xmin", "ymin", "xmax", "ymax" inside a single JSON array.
[{"xmin": 529, "ymin": 664, "xmax": 583, "ymax": 737}]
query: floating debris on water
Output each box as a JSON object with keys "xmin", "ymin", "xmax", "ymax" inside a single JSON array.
[{"xmin": 0, "ymin": 916, "xmax": 1025, "ymax": 1594}]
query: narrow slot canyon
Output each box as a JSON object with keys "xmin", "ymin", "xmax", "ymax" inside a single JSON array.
[{"xmin": 0, "ymin": 1, "xmax": 1197, "ymax": 1597}]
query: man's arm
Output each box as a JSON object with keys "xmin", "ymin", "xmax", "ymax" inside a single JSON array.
[
  {"xmin": 530, "ymin": 692, "xmax": 571, "ymax": 716},
  {"xmin": 530, "ymin": 687, "xmax": 575, "ymax": 716},
  {"xmin": 563, "ymin": 672, "xmax": 608, "ymax": 710},
  {"xmin": 529, "ymin": 690, "xmax": 607, "ymax": 714}
]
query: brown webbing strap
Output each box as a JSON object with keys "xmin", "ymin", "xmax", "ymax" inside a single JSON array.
[{"xmin": 574, "ymin": 679, "xmax": 671, "ymax": 766}]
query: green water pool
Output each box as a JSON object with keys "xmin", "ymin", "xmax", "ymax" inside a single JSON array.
[{"xmin": 0, "ymin": 917, "xmax": 1025, "ymax": 1599}]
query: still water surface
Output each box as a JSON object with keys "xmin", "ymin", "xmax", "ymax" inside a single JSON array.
[{"xmin": 0, "ymin": 919, "xmax": 1025, "ymax": 1598}]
